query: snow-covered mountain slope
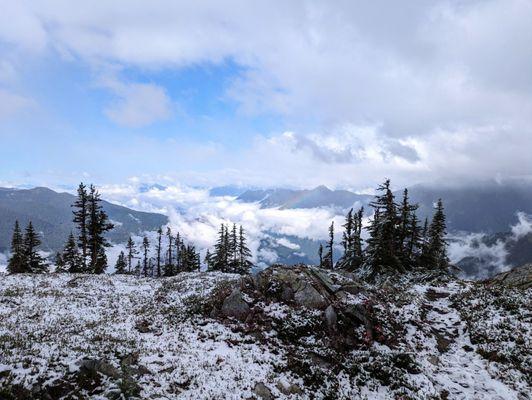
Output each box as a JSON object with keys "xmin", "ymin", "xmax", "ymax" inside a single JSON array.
[{"xmin": 0, "ymin": 266, "xmax": 529, "ymax": 399}]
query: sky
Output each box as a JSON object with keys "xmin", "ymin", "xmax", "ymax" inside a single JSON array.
[{"xmin": 1, "ymin": 0, "xmax": 532, "ymax": 190}]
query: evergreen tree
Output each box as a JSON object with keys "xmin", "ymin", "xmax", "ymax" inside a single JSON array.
[
  {"xmin": 419, "ymin": 217, "xmax": 430, "ymax": 265},
  {"xmin": 353, "ymin": 207, "xmax": 364, "ymax": 268},
  {"xmin": 126, "ymin": 236, "xmax": 137, "ymax": 274},
  {"xmin": 212, "ymin": 224, "xmax": 229, "ymax": 272},
  {"xmin": 142, "ymin": 236, "xmax": 150, "ymax": 277},
  {"xmin": 55, "ymin": 252, "xmax": 66, "ymax": 272},
  {"xmin": 204, "ymin": 249, "xmax": 212, "ymax": 270},
  {"xmin": 318, "ymin": 243, "xmax": 323, "ymax": 267},
  {"xmin": 23, "ymin": 221, "xmax": 47, "ymax": 273},
  {"xmin": 425, "ymin": 199, "xmax": 449, "ymax": 270},
  {"xmin": 87, "ymin": 185, "xmax": 114, "ymax": 274},
  {"xmin": 181, "ymin": 244, "xmax": 200, "ymax": 272},
  {"xmin": 397, "ymin": 189, "xmax": 419, "ymax": 269},
  {"xmin": 223, "ymin": 226, "xmax": 230, "ymax": 270},
  {"xmin": 61, "ymin": 232, "xmax": 83, "ymax": 273},
  {"xmin": 337, "ymin": 207, "xmax": 364, "ymax": 271},
  {"xmin": 7, "ymin": 221, "xmax": 26, "ymax": 274},
  {"xmin": 237, "ymin": 225, "xmax": 253, "ymax": 274},
  {"xmin": 407, "ymin": 213, "xmax": 423, "ymax": 267},
  {"xmin": 174, "ymin": 233, "xmax": 181, "ymax": 273},
  {"xmin": 135, "ymin": 259, "xmax": 141, "ymax": 277},
  {"xmin": 155, "ymin": 227, "xmax": 163, "ymax": 277},
  {"xmin": 229, "ymin": 223, "xmax": 238, "ymax": 271},
  {"xmin": 72, "ymin": 183, "xmax": 89, "ymax": 270},
  {"xmin": 115, "ymin": 251, "xmax": 127, "ymax": 274},
  {"xmin": 364, "ymin": 179, "xmax": 403, "ymax": 276},
  {"xmin": 341, "ymin": 209, "xmax": 354, "ymax": 257},
  {"xmin": 166, "ymin": 227, "xmax": 173, "ymax": 274},
  {"xmin": 322, "ymin": 221, "xmax": 334, "ymax": 269}
]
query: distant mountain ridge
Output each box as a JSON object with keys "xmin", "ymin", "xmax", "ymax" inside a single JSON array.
[
  {"xmin": 236, "ymin": 182, "xmax": 532, "ymax": 234},
  {"xmin": 0, "ymin": 187, "xmax": 168, "ymax": 253},
  {"xmin": 237, "ymin": 185, "xmax": 372, "ymax": 210}
]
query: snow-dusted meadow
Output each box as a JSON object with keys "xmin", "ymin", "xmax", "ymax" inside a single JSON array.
[{"xmin": 0, "ymin": 270, "xmax": 530, "ymax": 399}]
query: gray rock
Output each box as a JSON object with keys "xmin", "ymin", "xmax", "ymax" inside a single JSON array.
[
  {"xmin": 428, "ymin": 355, "xmax": 439, "ymax": 366},
  {"xmin": 135, "ymin": 319, "xmax": 152, "ymax": 333},
  {"xmin": 276, "ymin": 381, "xmax": 302, "ymax": 395},
  {"xmin": 77, "ymin": 359, "xmax": 120, "ymax": 379},
  {"xmin": 253, "ymin": 382, "xmax": 273, "ymax": 400},
  {"xmin": 221, "ymin": 290, "xmax": 250, "ymax": 321},
  {"xmin": 280, "ymin": 285, "xmax": 294, "ymax": 302},
  {"xmin": 294, "ymin": 282, "xmax": 328, "ymax": 309},
  {"xmin": 324, "ymin": 305, "xmax": 337, "ymax": 331},
  {"xmin": 341, "ymin": 283, "xmax": 363, "ymax": 295},
  {"xmin": 489, "ymin": 263, "xmax": 532, "ymax": 289}
]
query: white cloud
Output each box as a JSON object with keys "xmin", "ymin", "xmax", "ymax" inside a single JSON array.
[
  {"xmin": 98, "ymin": 181, "xmax": 346, "ymax": 264},
  {"xmin": 510, "ymin": 212, "xmax": 532, "ymax": 241},
  {"xmin": 448, "ymin": 232, "xmax": 508, "ymax": 270},
  {"xmin": 1, "ymin": 1, "xmax": 532, "ymax": 186},
  {"xmin": 0, "ymin": 88, "xmax": 34, "ymax": 120},
  {"xmin": 102, "ymin": 78, "xmax": 173, "ymax": 127},
  {"xmin": 275, "ymin": 238, "xmax": 300, "ymax": 250}
]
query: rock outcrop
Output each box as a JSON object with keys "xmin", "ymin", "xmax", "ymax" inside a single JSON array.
[{"xmin": 488, "ymin": 263, "xmax": 532, "ymax": 289}]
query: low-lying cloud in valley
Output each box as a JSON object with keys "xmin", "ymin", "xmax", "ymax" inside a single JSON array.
[{"xmin": 99, "ymin": 181, "xmax": 346, "ymax": 267}]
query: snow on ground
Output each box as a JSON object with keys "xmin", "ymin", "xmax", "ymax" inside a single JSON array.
[
  {"xmin": 0, "ymin": 271, "xmax": 530, "ymax": 399},
  {"xmin": 0, "ymin": 273, "xmax": 296, "ymax": 399}
]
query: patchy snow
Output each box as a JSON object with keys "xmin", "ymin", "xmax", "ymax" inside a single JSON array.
[{"xmin": 0, "ymin": 271, "xmax": 529, "ymax": 399}]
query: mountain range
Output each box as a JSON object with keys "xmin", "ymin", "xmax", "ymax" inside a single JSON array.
[
  {"xmin": 2, "ymin": 181, "xmax": 532, "ymax": 278},
  {"xmin": 232, "ymin": 181, "xmax": 532, "ymax": 234},
  {"xmin": 237, "ymin": 185, "xmax": 371, "ymax": 210},
  {"xmin": 0, "ymin": 187, "xmax": 168, "ymax": 253}
]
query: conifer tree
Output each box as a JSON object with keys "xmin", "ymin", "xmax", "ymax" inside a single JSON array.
[
  {"xmin": 61, "ymin": 232, "xmax": 83, "ymax": 273},
  {"xmin": 166, "ymin": 227, "xmax": 173, "ymax": 271},
  {"xmin": 155, "ymin": 227, "xmax": 163, "ymax": 277},
  {"xmin": 419, "ymin": 217, "xmax": 430, "ymax": 265},
  {"xmin": 223, "ymin": 226, "xmax": 230, "ymax": 270},
  {"xmin": 353, "ymin": 207, "xmax": 364, "ymax": 267},
  {"xmin": 426, "ymin": 199, "xmax": 449, "ymax": 270},
  {"xmin": 407, "ymin": 213, "xmax": 423, "ymax": 266},
  {"xmin": 229, "ymin": 223, "xmax": 238, "ymax": 270},
  {"xmin": 87, "ymin": 185, "xmax": 114, "ymax": 273},
  {"xmin": 126, "ymin": 236, "xmax": 137, "ymax": 274},
  {"xmin": 341, "ymin": 209, "xmax": 354, "ymax": 257},
  {"xmin": 322, "ymin": 221, "xmax": 334, "ymax": 269},
  {"xmin": 318, "ymin": 243, "xmax": 323, "ymax": 267},
  {"xmin": 115, "ymin": 251, "xmax": 127, "ymax": 274},
  {"xmin": 23, "ymin": 221, "xmax": 47, "ymax": 273},
  {"xmin": 72, "ymin": 183, "xmax": 89, "ymax": 270},
  {"xmin": 397, "ymin": 189, "xmax": 419, "ymax": 269},
  {"xmin": 204, "ymin": 249, "xmax": 212, "ymax": 270},
  {"xmin": 237, "ymin": 225, "xmax": 253, "ymax": 274},
  {"xmin": 55, "ymin": 252, "xmax": 66, "ymax": 272},
  {"xmin": 337, "ymin": 207, "xmax": 364, "ymax": 271},
  {"xmin": 174, "ymin": 233, "xmax": 182, "ymax": 273},
  {"xmin": 364, "ymin": 179, "xmax": 403, "ymax": 276},
  {"xmin": 181, "ymin": 244, "xmax": 200, "ymax": 272},
  {"xmin": 7, "ymin": 220, "xmax": 26, "ymax": 274},
  {"xmin": 212, "ymin": 224, "xmax": 229, "ymax": 272},
  {"xmin": 142, "ymin": 236, "xmax": 150, "ymax": 277},
  {"xmin": 135, "ymin": 259, "xmax": 141, "ymax": 277}
]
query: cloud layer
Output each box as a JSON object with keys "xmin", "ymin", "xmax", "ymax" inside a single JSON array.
[{"xmin": 1, "ymin": 1, "xmax": 532, "ymax": 188}]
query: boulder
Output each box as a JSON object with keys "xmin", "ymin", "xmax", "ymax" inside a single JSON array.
[
  {"xmin": 221, "ymin": 290, "xmax": 250, "ymax": 321},
  {"xmin": 489, "ymin": 263, "xmax": 532, "ymax": 290},
  {"xmin": 253, "ymin": 382, "xmax": 273, "ymax": 400},
  {"xmin": 294, "ymin": 282, "xmax": 328, "ymax": 309},
  {"xmin": 324, "ymin": 305, "xmax": 337, "ymax": 331},
  {"xmin": 77, "ymin": 359, "xmax": 120, "ymax": 379}
]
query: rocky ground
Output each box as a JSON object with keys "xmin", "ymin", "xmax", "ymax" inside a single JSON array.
[{"xmin": 0, "ymin": 265, "xmax": 530, "ymax": 399}]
